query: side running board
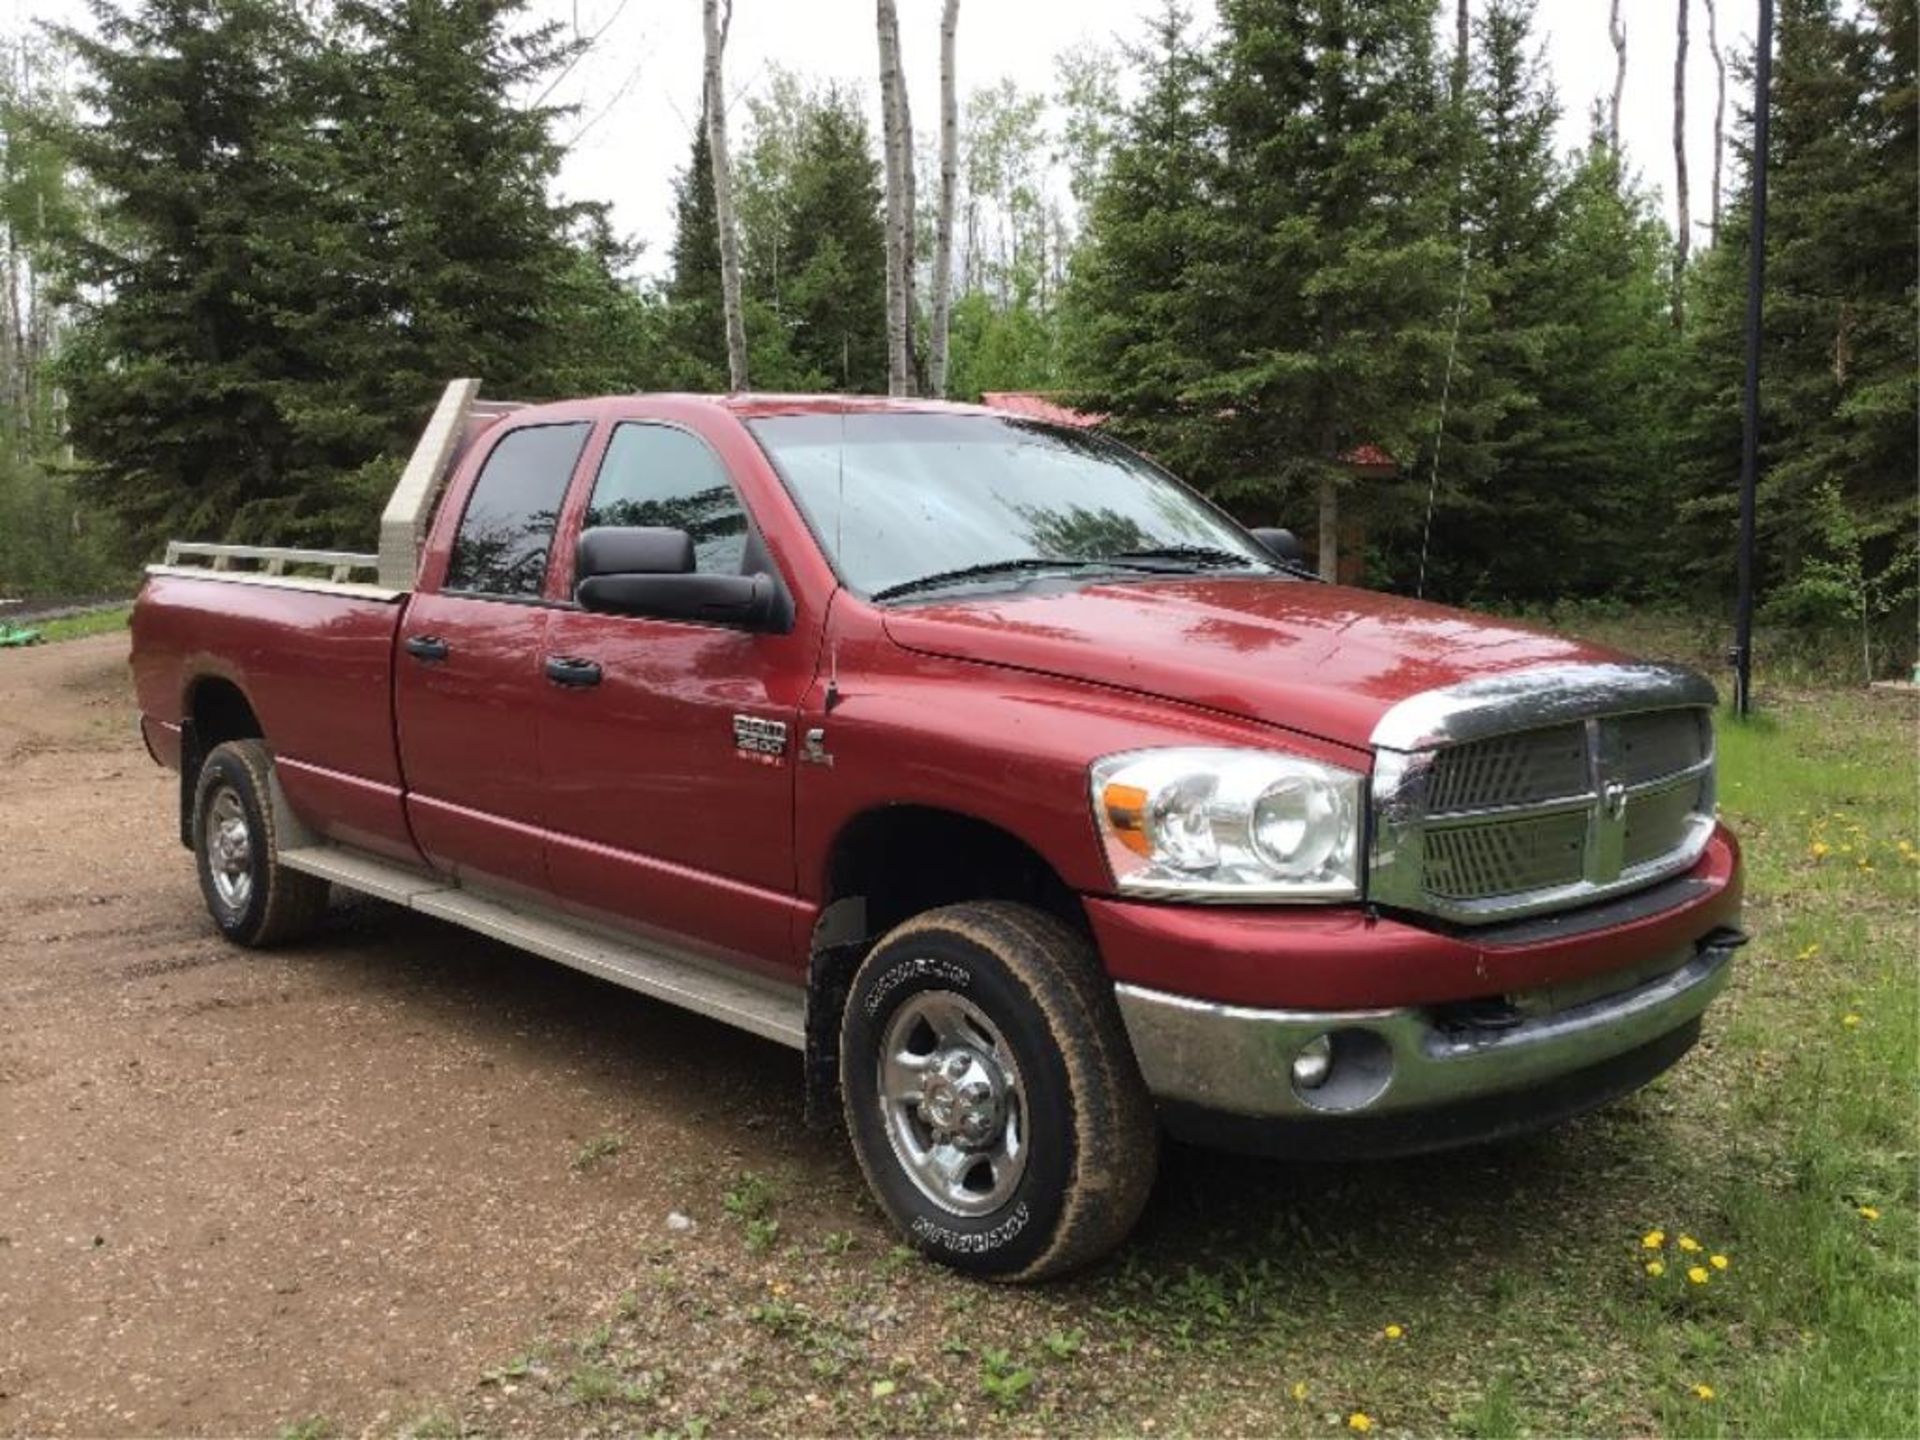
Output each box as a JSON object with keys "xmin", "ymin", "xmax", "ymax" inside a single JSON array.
[{"xmin": 279, "ymin": 845, "xmax": 805, "ymax": 1050}]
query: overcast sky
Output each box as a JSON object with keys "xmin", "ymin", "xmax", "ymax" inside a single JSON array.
[{"xmin": 13, "ymin": 0, "xmax": 1751, "ymax": 275}]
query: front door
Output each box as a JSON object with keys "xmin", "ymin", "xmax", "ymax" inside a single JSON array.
[
  {"xmin": 536, "ymin": 420, "xmax": 816, "ymax": 978},
  {"xmin": 394, "ymin": 419, "xmax": 593, "ymax": 897}
]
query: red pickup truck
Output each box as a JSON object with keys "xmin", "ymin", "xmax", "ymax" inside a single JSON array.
[{"xmin": 131, "ymin": 384, "xmax": 1745, "ymax": 1279}]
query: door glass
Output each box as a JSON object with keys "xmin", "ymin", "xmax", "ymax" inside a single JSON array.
[
  {"xmin": 585, "ymin": 423, "xmax": 749, "ymax": 574},
  {"xmin": 445, "ymin": 422, "xmax": 592, "ymax": 596}
]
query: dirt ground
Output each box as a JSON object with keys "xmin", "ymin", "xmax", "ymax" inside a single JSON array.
[{"xmin": 0, "ymin": 632, "xmax": 877, "ymax": 1434}]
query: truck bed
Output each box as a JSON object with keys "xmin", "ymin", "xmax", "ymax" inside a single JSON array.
[{"xmin": 130, "ymin": 568, "xmax": 417, "ymax": 863}]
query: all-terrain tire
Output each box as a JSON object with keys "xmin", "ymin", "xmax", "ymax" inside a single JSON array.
[
  {"xmin": 191, "ymin": 739, "xmax": 329, "ymax": 948},
  {"xmin": 840, "ymin": 900, "xmax": 1158, "ymax": 1281}
]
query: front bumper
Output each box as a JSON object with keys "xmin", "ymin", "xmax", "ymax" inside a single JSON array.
[{"xmin": 1115, "ymin": 925, "xmax": 1745, "ymax": 1157}]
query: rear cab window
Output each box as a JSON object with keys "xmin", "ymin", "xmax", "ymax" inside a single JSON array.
[{"xmin": 444, "ymin": 422, "xmax": 593, "ymax": 598}]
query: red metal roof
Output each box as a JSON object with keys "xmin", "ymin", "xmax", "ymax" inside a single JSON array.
[
  {"xmin": 979, "ymin": 392, "xmax": 1106, "ymax": 428},
  {"xmin": 1340, "ymin": 443, "xmax": 1397, "ymax": 470}
]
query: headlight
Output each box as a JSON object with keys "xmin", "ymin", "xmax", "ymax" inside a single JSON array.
[{"xmin": 1090, "ymin": 748, "xmax": 1363, "ymax": 901}]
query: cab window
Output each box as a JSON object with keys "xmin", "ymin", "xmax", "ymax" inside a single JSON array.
[
  {"xmin": 584, "ymin": 423, "xmax": 749, "ymax": 575},
  {"xmin": 445, "ymin": 422, "xmax": 591, "ymax": 597}
]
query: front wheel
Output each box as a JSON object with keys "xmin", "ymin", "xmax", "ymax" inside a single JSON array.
[{"xmin": 839, "ymin": 901, "xmax": 1158, "ymax": 1281}]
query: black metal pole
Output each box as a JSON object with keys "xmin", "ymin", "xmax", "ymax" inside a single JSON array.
[{"xmin": 1733, "ymin": 0, "xmax": 1773, "ymax": 717}]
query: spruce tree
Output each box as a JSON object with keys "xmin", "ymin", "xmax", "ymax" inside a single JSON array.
[
  {"xmin": 1060, "ymin": 3, "xmax": 1215, "ymax": 465},
  {"xmin": 1674, "ymin": 0, "xmax": 1916, "ymax": 660},
  {"xmin": 56, "ymin": 0, "xmax": 324, "ymax": 549},
  {"xmin": 774, "ymin": 89, "xmax": 888, "ymax": 392},
  {"xmin": 662, "ymin": 124, "xmax": 729, "ymax": 389},
  {"xmin": 1181, "ymin": 0, "xmax": 1454, "ymax": 561}
]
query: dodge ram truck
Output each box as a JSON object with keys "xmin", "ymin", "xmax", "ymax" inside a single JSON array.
[{"xmin": 130, "ymin": 382, "xmax": 1746, "ymax": 1280}]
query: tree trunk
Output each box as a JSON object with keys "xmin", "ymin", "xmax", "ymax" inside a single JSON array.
[
  {"xmin": 1704, "ymin": 0, "xmax": 1726, "ymax": 238},
  {"xmin": 1317, "ymin": 472, "xmax": 1339, "ymax": 582},
  {"xmin": 1452, "ymin": 0, "xmax": 1469, "ymax": 106},
  {"xmin": 896, "ymin": 13, "xmax": 921, "ymax": 393},
  {"xmin": 1608, "ymin": 0, "xmax": 1627, "ymax": 153},
  {"xmin": 928, "ymin": 0, "xmax": 960, "ymax": 398},
  {"xmin": 702, "ymin": 0, "xmax": 748, "ymax": 390},
  {"xmin": 1671, "ymin": 0, "xmax": 1690, "ymax": 327},
  {"xmin": 876, "ymin": 0, "xmax": 914, "ymax": 396}
]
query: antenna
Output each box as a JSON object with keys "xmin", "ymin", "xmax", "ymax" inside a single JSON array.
[{"xmin": 1416, "ymin": 235, "xmax": 1472, "ymax": 600}]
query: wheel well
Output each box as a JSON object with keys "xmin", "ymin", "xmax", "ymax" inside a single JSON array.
[
  {"xmin": 803, "ymin": 806, "xmax": 1088, "ymax": 1127},
  {"xmin": 178, "ymin": 678, "xmax": 263, "ymax": 846},
  {"xmin": 823, "ymin": 806, "xmax": 1084, "ymax": 940}
]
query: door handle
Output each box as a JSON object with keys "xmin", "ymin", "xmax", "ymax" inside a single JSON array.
[
  {"xmin": 544, "ymin": 655, "xmax": 603, "ymax": 688},
  {"xmin": 404, "ymin": 634, "xmax": 450, "ymax": 663}
]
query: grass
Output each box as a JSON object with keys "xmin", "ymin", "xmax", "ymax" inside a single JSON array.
[
  {"xmin": 441, "ymin": 676, "xmax": 1914, "ymax": 1438},
  {"xmin": 22, "ymin": 604, "xmax": 131, "ymax": 644}
]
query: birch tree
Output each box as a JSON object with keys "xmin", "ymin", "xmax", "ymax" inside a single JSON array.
[
  {"xmin": 1608, "ymin": 0, "xmax": 1626, "ymax": 152},
  {"xmin": 1670, "ymin": 0, "xmax": 1689, "ymax": 326},
  {"xmin": 928, "ymin": 0, "xmax": 959, "ymax": 397},
  {"xmin": 703, "ymin": 0, "xmax": 749, "ymax": 389},
  {"xmin": 875, "ymin": 0, "xmax": 915, "ymax": 394},
  {"xmin": 1703, "ymin": 0, "xmax": 1725, "ymax": 236}
]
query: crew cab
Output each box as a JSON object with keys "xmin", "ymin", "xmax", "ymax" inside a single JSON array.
[{"xmin": 130, "ymin": 384, "xmax": 1746, "ymax": 1279}]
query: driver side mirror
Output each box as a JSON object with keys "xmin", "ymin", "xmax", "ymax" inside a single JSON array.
[
  {"xmin": 575, "ymin": 526, "xmax": 775, "ymax": 628},
  {"xmin": 1249, "ymin": 527, "xmax": 1310, "ymax": 568}
]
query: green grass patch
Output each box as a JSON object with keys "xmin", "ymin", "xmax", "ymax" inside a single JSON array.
[{"xmin": 13, "ymin": 605, "xmax": 132, "ymax": 644}]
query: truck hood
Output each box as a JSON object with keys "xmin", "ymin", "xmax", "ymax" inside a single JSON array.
[{"xmin": 880, "ymin": 577, "xmax": 1623, "ymax": 750}]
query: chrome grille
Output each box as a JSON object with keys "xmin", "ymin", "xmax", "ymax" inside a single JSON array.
[
  {"xmin": 1424, "ymin": 809, "xmax": 1589, "ymax": 900},
  {"xmin": 1369, "ymin": 665, "xmax": 1720, "ymax": 925},
  {"xmin": 1622, "ymin": 775, "xmax": 1710, "ymax": 869},
  {"xmin": 1425, "ymin": 723, "xmax": 1589, "ymax": 812},
  {"xmin": 1614, "ymin": 710, "xmax": 1710, "ymax": 786}
]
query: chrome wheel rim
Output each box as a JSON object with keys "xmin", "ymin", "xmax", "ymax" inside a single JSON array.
[
  {"xmin": 876, "ymin": 987, "xmax": 1028, "ymax": 1217},
  {"xmin": 203, "ymin": 785, "xmax": 254, "ymax": 913}
]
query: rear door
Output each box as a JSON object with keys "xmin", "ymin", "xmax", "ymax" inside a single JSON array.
[
  {"xmin": 537, "ymin": 419, "xmax": 815, "ymax": 978},
  {"xmin": 395, "ymin": 420, "xmax": 593, "ymax": 896}
]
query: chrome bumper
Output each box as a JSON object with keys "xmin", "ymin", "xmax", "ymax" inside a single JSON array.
[{"xmin": 1114, "ymin": 930, "xmax": 1743, "ymax": 1121}]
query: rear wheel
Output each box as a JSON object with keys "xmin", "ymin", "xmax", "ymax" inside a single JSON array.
[
  {"xmin": 839, "ymin": 901, "xmax": 1158, "ymax": 1281},
  {"xmin": 192, "ymin": 739, "xmax": 328, "ymax": 947}
]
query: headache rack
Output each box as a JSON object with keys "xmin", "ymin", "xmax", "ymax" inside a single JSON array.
[{"xmin": 145, "ymin": 380, "xmax": 523, "ymax": 601}]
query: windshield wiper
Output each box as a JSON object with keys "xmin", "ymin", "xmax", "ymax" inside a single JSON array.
[
  {"xmin": 870, "ymin": 557, "xmax": 1126, "ymax": 602},
  {"xmin": 1112, "ymin": 543, "xmax": 1321, "ymax": 582}
]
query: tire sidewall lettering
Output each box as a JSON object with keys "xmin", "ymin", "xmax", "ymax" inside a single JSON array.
[
  {"xmin": 861, "ymin": 954, "xmax": 971, "ymax": 1019},
  {"xmin": 910, "ymin": 1200, "xmax": 1031, "ymax": 1255}
]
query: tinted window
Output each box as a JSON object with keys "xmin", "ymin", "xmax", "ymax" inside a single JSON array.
[
  {"xmin": 445, "ymin": 423, "xmax": 590, "ymax": 596},
  {"xmin": 584, "ymin": 423, "xmax": 749, "ymax": 575}
]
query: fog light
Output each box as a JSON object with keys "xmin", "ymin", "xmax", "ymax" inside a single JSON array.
[{"xmin": 1291, "ymin": 1034, "xmax": 1333, "ymax": 1089}]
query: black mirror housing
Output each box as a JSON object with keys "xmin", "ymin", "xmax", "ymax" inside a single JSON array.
[
  {"xmin": 578, "ymin": 526, "xmax": 694, "ymax": 579},
  {"xmin": 1249, "ymin": 527, "xmax": 1309, "ymax": 567},
  {"xmin": 577, "ymin": 570, "xmax": 776, "ymax": 628}
]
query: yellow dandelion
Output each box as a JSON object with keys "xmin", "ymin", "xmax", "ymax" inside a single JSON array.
[
  {"xmin": 1810, "ymin": 841, "xmax": 1831, "ymax": 859},
  {"xmin": 1645, "ymin": 1260, "xmax": 1666, "ymax": 1277},
  {"xmin": 1859, "ymin": 1205, "xmax": 1881, "ymax": 1222},
  {"xmin": 1693, "ymin": 1384, "xmax": 1716, "ymax": 1401},
  {"xmin": 1348, "ymin": 1413, "xmax": 1374, "ymax": 1433},
  {"xmin": 1677, "ymin": 1236, "xmax": 1702, "ymax": 1253},
  {"xmin": 1383, "ymin": 1324, "xmax": 1405, "ymax": 1340},
  {"xmin": 1844, "ymin": 1013, "xmax": 1862, "ymax": 1028},
  {"xmin": 1642, "ymin": 1229, "xmax": 1666, "ymax": 1249},
  {"xmin": 1290, "ymin": 1381, "xmax": 1309, "ymax": 1402},
  {"xmin": 1795, "ymin": 943, "xmax": 1820, "ymax": 961},
  {"xmin": 1687, "ymin": 1266, "xmax": 1710, "ymax": 1285},
  {"xmin": 1710, "ymin": 1254, "xmax": 1729, "ymax": 1271}
]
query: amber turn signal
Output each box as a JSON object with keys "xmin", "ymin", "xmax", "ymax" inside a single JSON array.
[{"xmin": 1102, "ymin": 782, "xmax": 1152, "ymax": 856}]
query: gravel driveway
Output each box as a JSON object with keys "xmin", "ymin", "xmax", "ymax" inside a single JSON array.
[{"xmin": 0, "ymin": 633, "xmax": 874, "ymax": 1434}]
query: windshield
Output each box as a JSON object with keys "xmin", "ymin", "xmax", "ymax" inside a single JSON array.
[{"xmin": 746, "ymin": 412, "xmax": 1278, "ymax": 599}]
